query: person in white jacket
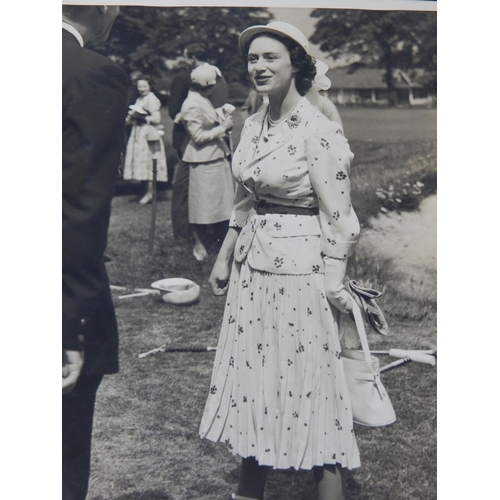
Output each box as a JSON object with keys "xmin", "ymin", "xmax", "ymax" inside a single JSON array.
[{"xmin": 177, "ymin": 64, "xmax": 234, "ymax": 260}]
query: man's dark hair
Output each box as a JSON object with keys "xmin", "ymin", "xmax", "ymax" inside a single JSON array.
[{"xmin": 185, "ymin": 43, "xmax": 209, "ymax": 62}]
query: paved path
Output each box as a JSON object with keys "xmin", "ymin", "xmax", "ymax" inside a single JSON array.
[{"xmin": 358, "ymin": 195, "xmax": 437, "ymax": 298}]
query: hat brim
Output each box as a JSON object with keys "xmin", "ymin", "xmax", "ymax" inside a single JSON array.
[{"xmin": 238, "ymin": 25, "xmax": 307, "ymax": 54}]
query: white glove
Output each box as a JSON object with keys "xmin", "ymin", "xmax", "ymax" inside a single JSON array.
[
  {"xmin": 324, "ymin": 257, "xmax": 353, "ymax": 314},
  {"xmin": 222, "ymin": 103, "xmax": 236, "ymax": 114}
]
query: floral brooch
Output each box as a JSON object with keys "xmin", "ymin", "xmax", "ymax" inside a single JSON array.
[{"xmin": 286, "ymin": 113, "xmax": 301, "ymax": 129}]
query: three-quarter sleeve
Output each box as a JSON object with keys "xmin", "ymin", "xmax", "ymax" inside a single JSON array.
[
  {"xmin": 182, "ymin": 105, "xmax": 227, "ymax": 146},
  {"xmin": 228, "ymin": 116, "xmax": 255, "ymax": 228},
  {"xmin": 229, "ymin": 181, "xmax": 254, "ymax": 228},
  {"xmin": 306, "ymin": 120, "xmax": 360, "ymax": 259}
]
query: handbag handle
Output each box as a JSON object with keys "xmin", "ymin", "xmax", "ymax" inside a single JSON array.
[{"xmin": 350, "ymin": 298, "xmax": 372, "ymax": 363}]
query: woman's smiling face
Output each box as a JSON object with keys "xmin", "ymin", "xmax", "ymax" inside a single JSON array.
[
  {"xmin": 247, "ymin": 36, "xmax": 296, "ymax": 97},
  {"xmin": 137, "ymin": 79, "xmax": 151, "ymax": 96}
]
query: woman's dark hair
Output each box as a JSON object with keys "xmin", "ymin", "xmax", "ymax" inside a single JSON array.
[
  {"xmin": 135, "ymin": 74, "xmax": 155, "ymax": 91},
  {"xmin": 242, "ymin": 32, "xmax": 317, "ymax": 96}
]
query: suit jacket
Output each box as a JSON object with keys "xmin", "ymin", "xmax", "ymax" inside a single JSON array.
[
  {"xmin": 179, "ymin": 91, "xmax": 230, "ymax": 164},
  {"xmin": 62, "ymin": 29, "xmax": 128, "ymax": 374},
  {"xmin": 168, "ymin": 68, "xmax": 229, "ymax": 156},
  {"xmin": 229, "ymin": 98, "xmax": 360, "ymax": 275}
]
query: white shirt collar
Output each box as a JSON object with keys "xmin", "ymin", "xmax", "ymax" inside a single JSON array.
[{"xmin": 62, "ymin": 22, "xmax": 84, "ymax": 47}]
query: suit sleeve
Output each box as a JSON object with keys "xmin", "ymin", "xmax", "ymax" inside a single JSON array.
[
  {"xmin": 62, "ymin": 62, "xmax": 128, "ymax": 351},
  {"xmin": 168, "ymin": 75, "xmax": 189, "ymax": 120},
  {"xmin": 306, "ymin": 119, "xmax": 360, "ymax": 260},
  {"xmin": 208, "ymin": 77, "xmax": 229, "ymax": 108}
]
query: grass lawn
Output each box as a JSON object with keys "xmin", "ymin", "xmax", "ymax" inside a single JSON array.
[{"xmin": 88, "ymin": 107, "xmax": 437, "ymax": 500}]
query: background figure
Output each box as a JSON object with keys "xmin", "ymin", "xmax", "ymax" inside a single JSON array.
[
  {"xmin": 127, "ymin": 70, "xmax": 143, "ymax": 104},
  {"xmin": 62, "ymin": 5, "xmax": 128, "ymax": 500},
  {"xmin": 306, "ymin": 59, "xmax": 344, "ymax": 129},
  {"xmin": 123, "ymin": 75, "xmax": 168, "ymax": 205},
  {"xmin": 200, "ymin": 22, "xmax": 360, "ymax": 500},
  {"xmin": 177, "ymin": 64, "xmax": 234, "ymax": 261},
  {"xmin": 168, "ymin": 43, "xmax": 229, "ymax": 241},
  {"xmin": 123, "ymin": 70, "xmax": 143, "ymax": 141},
  {"xmin": 240, "ymin": 88, "xmax": 266, "ymax": 118}
]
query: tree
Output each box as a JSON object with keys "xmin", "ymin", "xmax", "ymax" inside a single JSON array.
[
  {"xmin": 310, "ymin": 9, "xmax": 437, "ymax": 103},
  {"xmin": 88, "ymin": 6, "xmax": 272, "ymax": 89}
]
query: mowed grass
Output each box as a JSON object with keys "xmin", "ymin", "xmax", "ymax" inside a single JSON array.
[{"xmin": 88, "ymin": 107, "xmax": 437, "ymax": 500}]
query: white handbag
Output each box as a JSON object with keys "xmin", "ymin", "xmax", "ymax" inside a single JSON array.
[{"xmin": 341, "ymin": 300, "xmax": 396, "ymax": 427}]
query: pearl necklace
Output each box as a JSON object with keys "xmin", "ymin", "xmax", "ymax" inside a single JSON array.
[{"xmin": 267, "ymin": 99, "xmax": 302, "ymax": 127}]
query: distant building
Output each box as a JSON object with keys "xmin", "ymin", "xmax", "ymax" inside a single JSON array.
[{"xmin": 325, "ymin": 66, "xmax": 435, "ymax": 106}]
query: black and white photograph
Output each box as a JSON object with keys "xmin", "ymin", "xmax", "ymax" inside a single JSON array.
[{"xmin": 61, "ymin": 1, "xmax": 438, "ymax": 499}]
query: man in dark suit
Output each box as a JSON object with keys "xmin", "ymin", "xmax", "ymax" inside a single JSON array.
[
  {"xmin": 168, "ymin": 43, "xmax": 229, "ymax": 242},
  {"xmin": 62, "ymin": 6, "xmax": 128, "ymax": 499}
]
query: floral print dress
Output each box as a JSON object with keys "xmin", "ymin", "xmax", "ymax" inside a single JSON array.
[
  {"xmin": 123, "ymin": 92, "xmax": 168, "ymax": 182},
  {"xmin": 199, "ymin": 98, "xmax": 361, "ymax": 470}
]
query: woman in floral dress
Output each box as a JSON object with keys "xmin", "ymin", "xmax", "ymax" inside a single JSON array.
[
  {"xmin": 199, "ymin": 22, "xmax": 361, "ymax": 500},
  {"xmin": 123, "ymin": 75, "xmax": 168, "ymax": 205}
]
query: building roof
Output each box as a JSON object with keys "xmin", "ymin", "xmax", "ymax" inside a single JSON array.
[{"xmin": 325, "ymin": 66, "xmax": 428, "ymax": 90}]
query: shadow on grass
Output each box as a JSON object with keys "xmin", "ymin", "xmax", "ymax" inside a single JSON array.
[
  {"xmin": 114, "ymin": 180, "xmax": 172, "ymax": 197},
  {"xmin": 93, "ymin": 490, "xmax": 173, "ymax": 500}
]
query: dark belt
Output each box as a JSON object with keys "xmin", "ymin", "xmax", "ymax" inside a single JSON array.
[{"xmin": 254, "ymin": 201, "xmax": 319, "ymax": 216}]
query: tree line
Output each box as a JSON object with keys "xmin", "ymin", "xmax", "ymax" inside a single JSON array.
[{"xmin": 89, "ymin": 6, "xmax": 436, "ymax": 101}]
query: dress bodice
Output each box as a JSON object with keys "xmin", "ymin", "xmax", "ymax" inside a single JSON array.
[{"xmin": 230, "ymin": 98, "xmax": 360, "ymax": 264}]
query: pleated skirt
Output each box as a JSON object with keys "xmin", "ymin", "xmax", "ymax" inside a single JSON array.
[{"xmin": 199, "ymin": 259, "xmax": 361, "ymax": 471}]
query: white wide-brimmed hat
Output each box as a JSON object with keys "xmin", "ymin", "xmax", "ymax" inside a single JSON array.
[
  {"xmin": 238, "ymin": 21, "xmax": 309, "ymax": 54},
  {"xmin": 151, "ymin": 278, "xmax": 200, "ymax": 305}
]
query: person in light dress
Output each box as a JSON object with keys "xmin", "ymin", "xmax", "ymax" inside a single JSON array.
[{"xmin": 199, "ymin": 22, "xmax": 361, "ymax": 500}]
